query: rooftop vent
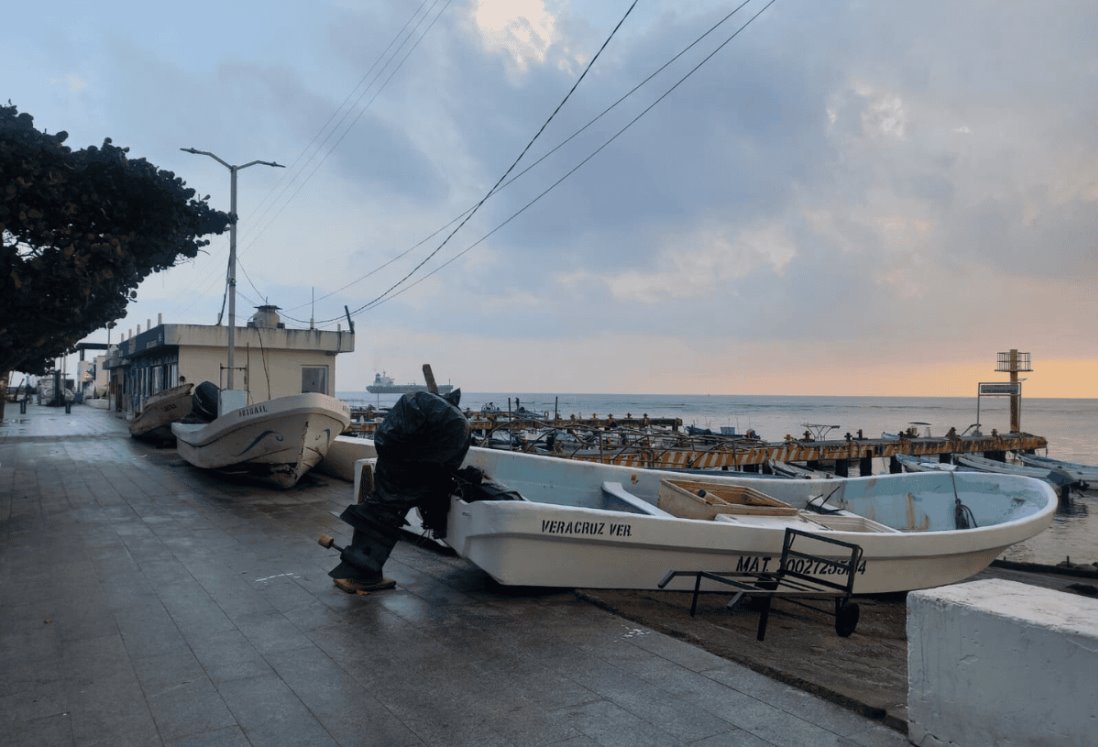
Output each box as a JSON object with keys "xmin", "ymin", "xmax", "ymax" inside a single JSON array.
[{"xmin": 248, "ymin": 304, "xmax": 285, "ymax": 329}]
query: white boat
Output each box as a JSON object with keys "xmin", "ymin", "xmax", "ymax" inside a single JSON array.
[
  {"xmin": 172, "ymin": 393, "xmax": 350, "ymax": 489},
  {"xmin": 954, "ymin": 454, "xmax": 1077, "ymax": 489},
  {"xmin": 894, "ymin": 454, "xmax": 963, "ymax": 473},
  {"xmin": 129, "ymin": 383, "xmax": 193, "ymax": 440},
  {"xmin": 768, "ymin": 459, "xmax": 834, "ymax": 479},
  {"xmin": 1017, "ymin": 454, "xmax": 1098, "ymax": 485},
  {"xmin": 434, "ymin": 445, "xmax": 1056, "ymax": 595}
]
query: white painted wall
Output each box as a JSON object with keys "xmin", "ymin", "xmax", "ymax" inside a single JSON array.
[{"xmin": 908, "ymin": 578, "xmax": 1098, "ymax": 746}]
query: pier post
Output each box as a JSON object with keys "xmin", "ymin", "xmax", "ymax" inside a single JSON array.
[
  {"xmin": 889, "ymin": 456, "xmax": 902, "ymax": 474},
  {"xmin": 859, "ymin": 454, "xmax": 874, "ymax": 476},
  {"xmin": 835, "ymin": 460, "xmax": 849, "ymax": 477}
]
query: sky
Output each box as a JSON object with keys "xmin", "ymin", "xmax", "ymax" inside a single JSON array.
[{"xmin": 5, "ymin": 0, "xmax": 1097, "ymax": 397}]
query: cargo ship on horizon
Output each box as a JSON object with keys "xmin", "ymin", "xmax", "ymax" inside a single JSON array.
[{"xmin": 366, "ymin": 371, "xmax": 454, "ymax": 395}]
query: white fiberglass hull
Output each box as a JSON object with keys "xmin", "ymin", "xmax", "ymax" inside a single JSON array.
[
  {"xmin": 172, "ymin": 393, "xmax": 350, "ymax": 489},
  {"xmin": 1018, "ymin": 454, "xmax": 1098, "ymax": 484},
  {"xmin": 130, "ymin": 383, "xmax": 193, "ymax": 439},
  {"xmin": 443, "ymin": 446, "xmax": 1056, "ymax": 595}
]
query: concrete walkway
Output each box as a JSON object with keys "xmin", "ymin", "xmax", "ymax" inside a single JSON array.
[{"xmin": 0, "ymin": 403, "xmax": 907, "ymax": 746}]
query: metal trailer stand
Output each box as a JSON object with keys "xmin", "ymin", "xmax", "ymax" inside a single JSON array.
[{"xmin": 659, "ymin": 528, "xmax": 864, "ymax": 641}]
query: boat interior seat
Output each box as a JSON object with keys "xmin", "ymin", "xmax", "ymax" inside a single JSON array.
[
  {"xmin": 657, "ymin": 478, "xmax": 799, "ymax": 520},
  {"xmin": 601, "ymin": 481, "xmax": 672, "ymax": 517},
  {"xmin": 711, "ymin": 511, "xmax": 901, "ymax": 532},
  {"xmin": 803, "ymin": 513, "xmax": 902, "ymax": 533},
  {"xmin": 712, "ymin": 513, "xmax": 826, "ymax": 528}
]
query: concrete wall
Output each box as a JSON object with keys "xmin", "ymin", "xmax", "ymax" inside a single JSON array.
[
  {"xmin": 178, "ymin": 345, "xmax": 337, "ymax": 401},
  {"xmin": 106, "ymin": 322, "xmax": 353, "ymax": 412},
  {"xmin": 169, "ymin": 323, "xmax": 351, "ymax": 399},
  {"xmin": 908, "ymin": 578, "xmax": 1098, "ymax": 746}
]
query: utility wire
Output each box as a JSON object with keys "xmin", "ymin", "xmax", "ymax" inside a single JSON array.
[
  {"xmin": 238, "ymin": 0, "xmax": 452, "ymax": 268},
  {"xmin": 238, "ymin": 258, "xmax": 266, "ymax": 303},
  {"xmin": 246, "ymin": 0, "xmax": 434, "ymax": 226},
  {"xmin": 172, "ymin": 2, "xmax": 444, "ymax": 320},
  {"xmin": 325, "ymin": 0, "xmax": 778, "ymax": 321},
  {"xmin": 290, "ymin": 0, "xmax": 757, "ymax": 317},
  {"xmin": 328, "ymin": 0, "xmax": 638, "ymax": 322}
]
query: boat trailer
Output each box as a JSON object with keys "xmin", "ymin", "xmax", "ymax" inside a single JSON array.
[{"xmin": 659, "ymin": 528, "xmax": 864, "ymax": 641}]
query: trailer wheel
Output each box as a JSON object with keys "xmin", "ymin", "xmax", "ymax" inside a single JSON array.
[{"xmin": 835, "ymin": 603, "xmax": 860, "ymax": 637}]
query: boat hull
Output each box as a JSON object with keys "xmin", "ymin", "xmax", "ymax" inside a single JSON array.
[
  {"xmin": 130, "ymin": 383, "xmax": 193, "ymax": 440},
  {"xmin": 171, "ymin": 394, "xmax": 350, "ymax": 489},
  {"xmin": 1018, "ymin": 454, "xmax": 1098, "ymax": 484},
  {"xmin": 442, "ymin": 446, "xmax": 1056, "ymax": 595},
  {"xmin": 956, "ymin": 454, "xmax": 1075, "ymax": 488}
]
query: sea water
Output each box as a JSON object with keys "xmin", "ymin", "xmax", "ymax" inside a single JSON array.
[{"xmin": 340, "ymin": 391, "xmax": 1098, "ymax": 566}]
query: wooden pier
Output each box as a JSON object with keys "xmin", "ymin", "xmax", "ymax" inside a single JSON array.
[
  {"xmin": 346, "ymin": 413, "xmax": 686, "ymax": 435},
  {"xmin": 344, "ymin": 408, "xmax": 1047, "ymax": 475},
  {"xmin": 566, "ymin": 431, "xmax": 1048, "ymax": 473}
]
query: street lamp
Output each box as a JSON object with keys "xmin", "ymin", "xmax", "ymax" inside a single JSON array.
[{"xmin": 181, "ymin": 148, "xmax": 284, "ymax": 392}]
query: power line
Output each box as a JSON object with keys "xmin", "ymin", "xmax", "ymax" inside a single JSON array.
[
  {"xmin": 329, "ymin": 0, "xmax": 639, "ymax": 322},
  {"xmin": 289, "ymin": 0, "xmax": 760, "ymax": 316},
  {"xmin": 171, "ymin": 2, "xmax": 446, "ymax": 319},
  {"xmin": 246, "ymin": 1, "xmax": 435, "ymax": 227},
  {"xmin": 238, "ymin": 0, "xmax": 452, "ymax": 268},
  {"xmin": 330, "ymin": 0, "xmax": 780, "ymax": 320}
]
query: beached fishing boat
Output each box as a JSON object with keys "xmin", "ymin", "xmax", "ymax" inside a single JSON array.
[
  {"xmin": 129, "ymin": 382, "xmax": 193, "ymax": 441},
  {"xmin": 954, "ymin": 454, "xmax": 1077, "ymax": 490},
  {"xmin": 172, "ymin": 393, "xmax": 350, "ymax": 488},
  {"xmin": 767, "ymin": 459, "xmax": 834, "ymax": 479},
  {"xmin": 1017, "ymin": 454, "xmax": 1098, "ymax": 486},
  {"xmin": 894, "ymin": 454, "xmax": 963, "ymax": 473},
  {"xmin": 412, "ymin": 445, "xmax": 1056, "ymax": 594}
]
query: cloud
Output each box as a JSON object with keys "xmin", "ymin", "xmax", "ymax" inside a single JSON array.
[
  {"xmin": 602, "ymin": 222, "xmax": 797, "ymax": 303},
  {"xmin": 52, "ymin": 73, "xmax": 89, "ymax": 93},
  {"xmin": 472, "ymin": 0, "xmax": 559, "ymax": 75},
  {"xmin": 8, "ymin": 0, "xmax": 1094, "ymax": 394}
]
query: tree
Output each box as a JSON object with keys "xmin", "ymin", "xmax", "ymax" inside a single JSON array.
[{"xmin": 0, "ymin": 104, "xmax": 230, "ymax": 417}]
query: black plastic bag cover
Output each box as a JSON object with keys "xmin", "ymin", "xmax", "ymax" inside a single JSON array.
[{"xmin": 372, "ymin": 391, "xmax": 471, "ymax": 511}]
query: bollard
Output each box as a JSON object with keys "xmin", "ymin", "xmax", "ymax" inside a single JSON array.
[{"xmin": 20, "ymin": 399, "xmax": 27, "ymax": 414}]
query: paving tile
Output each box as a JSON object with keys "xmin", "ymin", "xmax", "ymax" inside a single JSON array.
[
  {"xmin": 216, "ymin": 673, "xmax": 338, "ymax": 746},
  {"xmin": 165, "ymin": 725, "xmax": 252, "ymax": 747},
  {"xmin": 690, "ymin": 728, "xmax": 774, "ymax": 746},
  {"xmin": 0, "ymin": 406, "xmax": 909, "ymax": 747},
  {"xmin": 187, "ymin": 629, "xmax": 275, "ymax": 684},
  {"xmin": 146, "ymin": 677, "xmax": 238, "ymax": 740},
  {"xmin": 0, "ymin": 616, "xmax": 64, "ymax": 669},
  {"xmin": 66, "ymin": 668, "xmax": 160, "ymax": 746},
  {"xmin": 265, "ymin": 644, "xmax": 422, "ymax": 746},
  {"xmin": 681, "ymin": 681, "xmax": 853, "ymax": 747},
  {"xmin": 231, "ymin": 609, "xmax": 314, "ymax": 655},
  {"xmin": 114, "ymin": 601, "xmax": 191, "ymax": 659},
  {"xmin": 564, "ymin": 657, "xmax": 734, "ymax": 743},
  {"xmin": 2, "ymin": 712, "xmax": 76, "ymax": 746},
  {"xmin": 130, "ymin": 649, "xmax": 209, "ymax": 697},
  {"xmin": 625, "ymin": 626, "xmax": 731, "ymax": 672},
  {"xmin": 548, "ymin": 698, "xmax": 685, "ymax": 747},
  {"xmin": 0, "ymin": 677, "xmax": 69, "ymax": 728}
]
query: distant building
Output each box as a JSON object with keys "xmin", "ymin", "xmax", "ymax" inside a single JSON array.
[
  {"xmin": 104, "ymin": 306, "xmax": 354, "ymax": 415},
  {"xmin": 77, "ymin": 357, "xmax": 109, "ymax": 399}
]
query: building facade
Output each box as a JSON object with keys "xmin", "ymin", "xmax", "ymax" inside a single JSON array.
[{"xmin": 104, "ymin": 308, "xmax": 354, "ymax": 415}]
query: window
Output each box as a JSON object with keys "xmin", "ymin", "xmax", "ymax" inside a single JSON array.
[{"xmin": 302, "ymin": 366, "xmax": 329, "ymax": 394}]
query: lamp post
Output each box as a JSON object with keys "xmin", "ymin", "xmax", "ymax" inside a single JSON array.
[{"xmin": 181, "ymin": 148, "xmax": 284, "ymax": 391}]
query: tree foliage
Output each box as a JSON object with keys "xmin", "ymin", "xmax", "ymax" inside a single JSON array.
[{"xmin": 0, "ymin": 103, "xmax": 230, "ymax": 376}]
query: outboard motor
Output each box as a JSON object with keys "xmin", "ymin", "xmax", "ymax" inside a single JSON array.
[
  {"xmin": 326, "ymin": 390, "xmax": 470, "ymax": 592},
  {"xmin": 191, "ymin": 381, "xmax": 219, "ymax": 422}
]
